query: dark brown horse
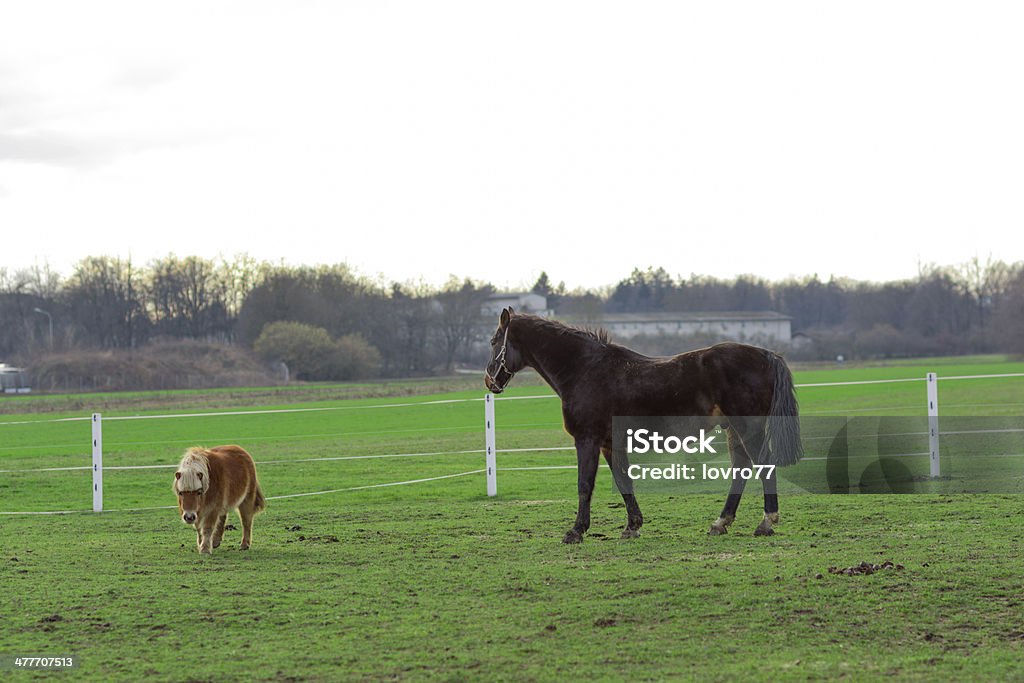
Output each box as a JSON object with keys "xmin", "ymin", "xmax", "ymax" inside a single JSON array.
[{"xmin": 484, "ymin": 308, "xmax": 802, "ymax": 544}]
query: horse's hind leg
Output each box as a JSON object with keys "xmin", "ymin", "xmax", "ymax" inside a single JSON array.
[
  {"xmin": 710, "ymin": 429, "xmax": 752, "ymax": 535},
  {"xmin": 710, "ymin": 483, "xmax": 748, "ymax": 535},
  {"xmin": 734, "ymin": 421, "xmax": 779, "ymax": 536},
  {"xmin": 754, "ymin": 469, "xmax": 780, "ymax": 536},
  {"xmin": 212, "ymin": 513, "xmax": 227, "ymax": 549},
  {"xmin": 602, "ymin": 446, "xmax": 643, "ymax": 539},
  {"xmin": 237, "ymin": 500, "xmax": 255, "ymax": 550}
]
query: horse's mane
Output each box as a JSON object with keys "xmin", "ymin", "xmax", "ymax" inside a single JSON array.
[
  {"xmin": 514, "ymin": 314, "xmax": 611, "ymax": 346},
  {"xmin": 174, "ymin": 447, "xmax": 210, "ymax": 493}
]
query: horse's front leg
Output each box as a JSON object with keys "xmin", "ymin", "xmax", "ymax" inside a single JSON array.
[
  {"xmin": 212, "ymin": 513, "xmax": 227, "ymax": 549},
  {"xmin": 197, "ymin": 513, "xmax": 215, "ymax": 554},
  {"xmin": 564, "ymin": 438, "xmax": 600, "ymax": 544}
]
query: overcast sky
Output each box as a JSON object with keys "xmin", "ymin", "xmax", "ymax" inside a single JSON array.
[{"xmin": 1, "ymin": 1, "xmax": 1021, "ymax": 290}]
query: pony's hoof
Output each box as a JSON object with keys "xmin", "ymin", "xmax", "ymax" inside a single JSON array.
[
  {"xmin": 753, "ymin": 525, "xmax": 775, "ymax": 537},
  {"xmin": 620, "ymin": 528, "xmax": 640, "ymax": 539},
  {"xmin": 708, "ymin": 524, "xmax": 728, "ymax": 536},
  {"xmin": 239, "ymin": 543, "xmax": 250, "ymax": 551},
  {"xmin": 562, "ymin": 530, "xmax": 583, "ymax": 544}
]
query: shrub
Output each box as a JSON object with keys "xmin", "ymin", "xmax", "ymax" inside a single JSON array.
[
  {"xmin": 322, "ymin": 334, "xmax": 382, "ymax": 381},
  {"xmin": 254, "ymin": 322, "xmax": 381, "ymax": 381},
  {"xmin": 253, "ymin": 322, "xmax": 336, "ymax": 381}
]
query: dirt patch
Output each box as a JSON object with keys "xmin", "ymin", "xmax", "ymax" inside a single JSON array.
[
  {"xmin": 828, "ymin": 560, "xmax": 905, "ymax": 576},
  {"xmin": 288, "ymin": 535, "xmax": 340, "ymax": 544}
]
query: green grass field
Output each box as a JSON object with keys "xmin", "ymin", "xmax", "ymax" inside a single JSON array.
[{"xmin": 1, "ymin": 356, "xmax": 1023, "ymax": 681}]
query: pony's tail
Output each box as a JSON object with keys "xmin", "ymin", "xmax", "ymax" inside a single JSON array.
[
  {"xmin": 252, "ymin": 482, "xmax": 267, "ymax": 514},
  {"xmin": 760, "ymin": 352, "xmax": 803, "ymax": 467}
]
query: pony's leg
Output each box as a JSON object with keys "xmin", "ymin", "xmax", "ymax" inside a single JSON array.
[
  {"xmin": 198, "ymin": 517, "xmax": 215, "ymax": 554},
  {"xmin": 754, "ymin": 468, "xmax": 780, "ymax": 536},
  {"xmin": 212, "ymin": 513, "xmax": 227, "ymax": 549},
  {"xmin": 563, "ymin": 438, "xmax": 601, "ymax": 544},
  {"xmin": 602, "ymin": 447, "xmax": 643, "ymax": 539},
  {"xmin": 238, "ymin": 500, "xmax": 255, "ymax": 550},
  {"xmin": 194, "ymin": 524, "xmax": 203, "ymax": 553},
  {"xmin": 710, "ymin": 429, "xmax": 752, "ymax": 535}
]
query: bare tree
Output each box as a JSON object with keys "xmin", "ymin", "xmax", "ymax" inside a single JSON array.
[
  {"xmin": 64, "ymin": 256, "xmax": 147, "ymax": 348},
  {"xmin": 434, "ymin": 277, "xmax": 494, "ymax": 373},
  {"xmin": 378, "ymin": 282, "xmax": 434, "ymax": 376},
  {"xmin": 958, "ymin": 255, "xmax": 1011, "ymax": 330}
]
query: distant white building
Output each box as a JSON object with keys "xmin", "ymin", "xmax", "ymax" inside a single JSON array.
[
  {"xmin": 477, "ymin": 298, "xmax": 791, "ymax": 345},
  {"xmin": 0, "ymin": 363, "xmax": 30, "ymax": 393},
  {"xmin": 482, "ymin": 292, "xmax": 550, "ymax": 317},
  {"xmin": 565, "ymin": 311, "xmax": 792, "ymax": 345}
]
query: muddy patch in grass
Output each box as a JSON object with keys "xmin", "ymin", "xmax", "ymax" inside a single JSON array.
[{"xmin": 828, "ymin": 560, "xmax": 905, "ymax": 576}]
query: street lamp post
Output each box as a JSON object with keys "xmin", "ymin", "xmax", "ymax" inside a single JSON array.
[{"xmin": 33, "ymin": 307, "xmax": 53, "ymax": 348}]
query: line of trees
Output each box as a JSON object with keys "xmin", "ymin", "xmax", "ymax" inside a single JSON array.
[
  {"xmin": 0, "ymin": 256, "xmax": 495, "ymax": 379},
  {"xmin": 576, "ymin": 258, "xmax": 1023, "ymax": 358},
  {"xmin": 2, "ymin": 254, "xmax": 1022, "ymax": 385}
]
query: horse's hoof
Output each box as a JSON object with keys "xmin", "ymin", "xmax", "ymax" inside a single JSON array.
[
  {"xmin": 754, "ymin": 525, "xmax": 775, "ymax": 537},
  {"xmin": 708, "ymin": 524, "xmax": 728, "ymax": 536},
  {"xmin": 562, "ymin": 530, "xmax": 583, "ymax": 544},
  {"xmin": 239, "ymin": 543, "xmax": 250, "ymax": 551},
  {"xmin": 620, "ymin": 528, "xmax": 640, "ymax": 539}
]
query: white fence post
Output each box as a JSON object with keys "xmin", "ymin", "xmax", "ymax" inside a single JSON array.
[
  {"xmin": 926, "ymin": 373, "xmax": 940, "ymax": 478},
  {"xmin": 485, "ymin": 393, "xmax": 497, "ymax": 497},
  {"xmin": 92, "ymin": 413, "xmax": 103, "ymax": 512}
]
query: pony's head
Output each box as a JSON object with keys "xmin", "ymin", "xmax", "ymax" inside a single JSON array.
[
  {"xmin": 484, "ymin": 307, "xmax": 525, "ymax": 394},
  {"xmin": 173, "ymin": 448, "xmax": 210, "ymax": 525}
]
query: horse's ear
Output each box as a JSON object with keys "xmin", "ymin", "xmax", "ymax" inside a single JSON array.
[
  {"xmin": 175, "ymin": 471, "xmax": 181, "ymax": 480},
  {"xmin": 500, "ymin": 307, "xmax": 512, "ymax": 328}
]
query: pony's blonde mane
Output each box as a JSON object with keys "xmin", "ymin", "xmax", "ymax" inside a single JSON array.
[{"xmin": 174, "ymin": 448, "xmax": 210, "ymax": 493}]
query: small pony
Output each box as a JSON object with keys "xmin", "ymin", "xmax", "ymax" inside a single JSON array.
[{"xmin": 173, "ymin": 445, "xmax": 266, "ymax": 554}]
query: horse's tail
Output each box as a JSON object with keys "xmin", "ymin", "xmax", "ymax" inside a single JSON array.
[
  {"xmin": 252, "ymin": 481, "xmax": 267, "ymax": 514},
  {"xmin": 760, "ymin": 351, "xmax": 803, "ymax": 467}
]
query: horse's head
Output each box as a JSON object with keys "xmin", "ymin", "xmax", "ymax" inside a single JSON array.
[
  {"xmin": 174, "ymin": 466, "xmax": 206, "ymax": 525},
  {"xmin": 484, "ymin": 307, "xmax": 524, "ymax": 394}
]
